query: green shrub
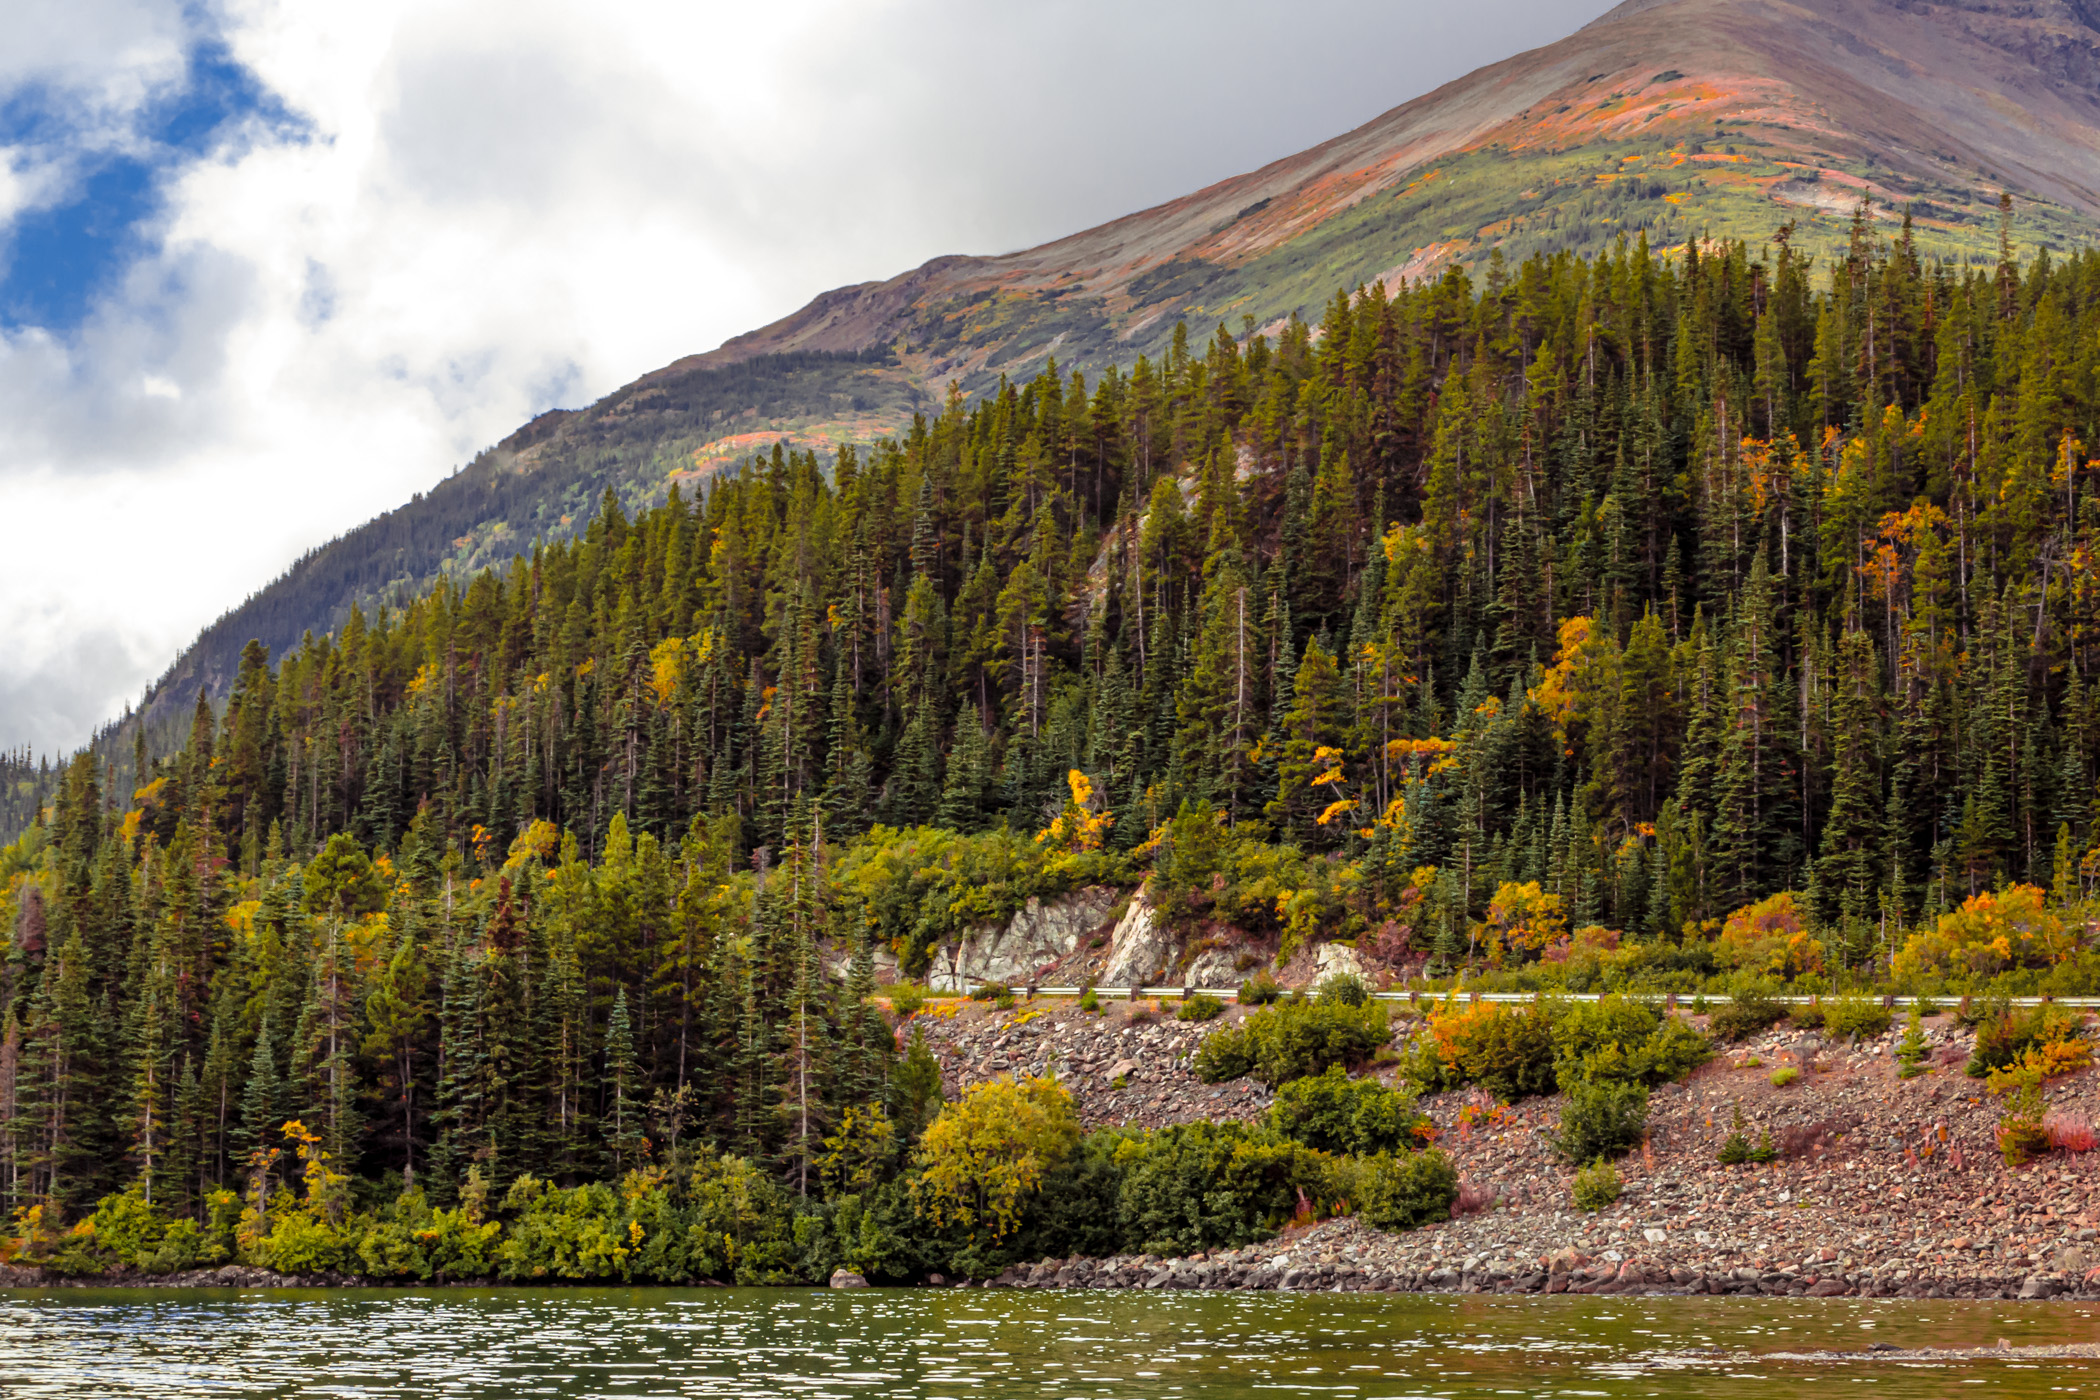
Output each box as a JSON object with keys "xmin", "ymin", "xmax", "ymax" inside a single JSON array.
[
  {"xmin": 1238, "ymin": 973, "xmax": 1283, "ymax": 1006},
  {"xmin": 1707, "ymin": 986, "xmax": 1788, "ymax": 1042},
  {"xmin": 496, "ymin": 1178, "xmax": 630, "ymax": 1282},
  {"xmin": 886, "ymin": 982, "xmax": 928, "ymax": 1017},
  {"xmin": 84, "ymin": 1185, "xmax": 164, "ymax": 1270},
  {"xmin": 970, "ymin": 981, "xmax": 1012, "ymax": 1002},
  {"xmin": 1427, "ymin": 1002, "xmax": 1557, "ymax": 1100},
  {"xmin": 1148, "ymin": 799, "xmax": 1356, "ymax": 950},
  {"xmin": 1953, "ymin": 993, "xmax": 1998, "ymax": 1029},
  {"xmin": 1822, "ymin": 996, "xmax": 1893, "ymax": 1039},
  {"xmin": 1570, "ymin": 1159, "xmax": 1621, "ymax": 1212},
  {"xmin": 357, "ymin": 1182, "xmax": 501, "ymax": 1281},
  {"xmin": 1550, "ymin": 996, "xmax": 1658, "ymax": 1074},
  {"xmin": 86, "ymin": 1184, "xmax": 238, "ymax": 1276},
  {"xmin": 1547, "ymin": 997, "xmax": 1712, "ymax": 1088},
  {"xmin": 682, "ymin": 1151, "xmax": 804, "ymax": 1284},
  {"xmin": 141, "ymin": 1218, "xmax": 210, "ymax": 1275},
  {"xmin": 1268, "ymin": 1065, "xmax": 1423, "ymax": 1156},
  {"xmin": 1896, "ymin": 1004, "xmax": 1930, "ymax": 1078},
  {"xmin": 1192, "ymin": 998, "xmax": 1392, "ymax": 1086},
  {"xmin": 1176, "ymin": 992, "xmax": 1225, "ymax": 1023},
  {"xmin": 1716, "ymin": 1106, "xmax": 1752, "ymax": 1165},
  {"xmin": 494, "ymin": 1152, "xmax": 807, "ymax": 1286},
  {"xmin": 1108, "ymin": 1121, "xmax": 1324, "ymax": 1255},
  {"xmin": 1315, "ymin": 973, "xmax": 1371, "ymax": 1007},
  {"xmin": 1637, "ymin": 1014, "xmax": 1715, "ymax": 1083},
  {"xmin": 1549, "ymin": 1081, "xmax": 1649, "ymax": 1164},
  {"xmin": 1357, "ymin": 1149, "xmax": 1458, "ymax": 1231},
  {"xmin": 1768, "ymin": 1066, "xmax": 1799, "ymax": 1088},
  {"xmin": 1394, "ymin": 1030, "xmax": 1452, "ymax": 1095},
  {"xmin": 1997, "ymin": 1080, "xmax": 2049, "ymax": 1166},
  {"xmin": 1078, "ymin": 985, "xmax": 1101, "ymax": 1014},
  {"xmin": 995, "ymin": 1139, "xmax": 1128, "ymax": 1273}
]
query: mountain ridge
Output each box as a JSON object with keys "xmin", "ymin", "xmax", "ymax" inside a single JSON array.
[{"xmin": 97, "ymin": 0, "xmax": 2100, "ymax": 763}]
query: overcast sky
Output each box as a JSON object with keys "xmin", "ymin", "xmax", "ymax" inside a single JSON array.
[{"xmin": 0, "ymin": 0, "xmax": 1608, "ymax": 755}]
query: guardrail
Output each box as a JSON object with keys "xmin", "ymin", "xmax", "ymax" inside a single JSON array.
[{"xmin": 936, "ymin": 984, "xmax": 2100, "ymax": 1011}]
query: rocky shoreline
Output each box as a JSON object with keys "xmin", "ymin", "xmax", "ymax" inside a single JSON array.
[{"xmin": 980, "ymin": 1211, "xmax": 2097, "ymax": 1300}]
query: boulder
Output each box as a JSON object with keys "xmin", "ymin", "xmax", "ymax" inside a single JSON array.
[
  {"xmin": 1183, "ymin": 943, "xmax": 1246, "ymax": 988},
  {"xmin": 928, "ymin": 887, "xmax": 1118, "ymax": 990},
  {"xmin": 1101, "ymin": 890, "xmax": 1175, "ymax": 987},
  {"xmin": 1312, "ymin": 942, "xmax": 1367, "ymax": 985},
  {"xmin": 829, "ymin": 1268, "xmax": 869, "ymax": 1289}
]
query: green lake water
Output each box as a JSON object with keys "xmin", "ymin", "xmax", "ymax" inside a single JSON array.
[{"xmin": 2, "ymin": 1288, "xmax": 2097, "ymax": 1398}]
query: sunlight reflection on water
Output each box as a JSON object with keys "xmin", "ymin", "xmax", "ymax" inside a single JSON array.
[{"xmin": 0, "ymin": 1288, "xmax": 2096, "ymax": 1398}]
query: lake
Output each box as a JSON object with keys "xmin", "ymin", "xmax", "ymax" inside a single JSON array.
[{"xmin": 1, "ymin": 1287, "xmax": 2096, "ymax": 1397}]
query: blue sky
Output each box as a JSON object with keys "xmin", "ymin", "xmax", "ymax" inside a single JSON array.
[
  {"xmin": 0, "ymin": 35, "xmax": 296, "ymax": 330},
  {"xmin": 0, "ymin": 0, "xmax": 1604, "ymax": 756}
]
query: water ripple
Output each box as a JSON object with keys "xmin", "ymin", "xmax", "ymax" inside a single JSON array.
[{"xmin": 0, "ymin": 1288, "xmax": 2095, "ymax": 1398}]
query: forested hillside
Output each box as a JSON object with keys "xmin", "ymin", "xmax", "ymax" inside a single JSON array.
[
  {"xmin": 119, "ymin": 348, "xmax": 922, "ymax": 761},
  {"xmin": 100, "ymin": 0, "xmax": 2100, "ymax": 757},
  {"xmin": 6, "ymin": 213, "xmax": 2100, "ymax": 1276}
]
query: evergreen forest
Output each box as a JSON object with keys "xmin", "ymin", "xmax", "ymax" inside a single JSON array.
[{"xmin": 5, "ymin": 207, "xmax": 2100, "ymax": 1280}]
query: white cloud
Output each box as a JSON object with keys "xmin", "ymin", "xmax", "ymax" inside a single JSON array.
[{"xmin": 0, "ymin": 0, "xmax": 1606, "ymax": 753}]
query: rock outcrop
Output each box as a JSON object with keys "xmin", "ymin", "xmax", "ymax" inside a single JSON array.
[
  {"xmin": 1312, "ymin": 943, "xmax": 1367, "ymax": 984},
  {"xmin": 927, "ymin": 887, "xmax": 1120, "ymax": 991},
  {"xmin": 1098, "ymin": 891, "xmax": 1174, "ymax": 987}
]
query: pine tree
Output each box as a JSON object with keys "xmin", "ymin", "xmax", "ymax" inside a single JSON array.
[{"xmin": 602, "ymin": 987, "xmax": 643, "ymax": 1173}]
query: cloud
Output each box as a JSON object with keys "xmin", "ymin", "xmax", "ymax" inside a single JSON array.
[{"xmin": 0, "ymin": 0, "xmax": 1608, "ymax": 754}]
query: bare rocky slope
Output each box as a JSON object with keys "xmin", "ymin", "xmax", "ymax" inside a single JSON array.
[
  {"xmin": 923, "ymin": 995, "xmax": 2100, "ymax": 1302},
  {"xmin": 109, "ymin": 0, "xmax": 2100, "ymax": 757}
]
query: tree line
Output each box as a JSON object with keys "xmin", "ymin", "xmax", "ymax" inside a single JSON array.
[{"xmin": 4, "ymin": 206, "xmax": 2100, "ymax": 1232}]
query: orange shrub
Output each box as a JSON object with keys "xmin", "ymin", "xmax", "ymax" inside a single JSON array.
[
  {"xmin": 1893, "ymin": 885, "xmax": 2071, "ymax": 983},
  {"xmin": 1714, "ymin": 892, "xmax": 1824, "ymax": 979}
]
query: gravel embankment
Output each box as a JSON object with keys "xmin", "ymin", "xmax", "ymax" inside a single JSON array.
[{"xmin": 919, "ymin": 998, "xmax": 2100, "ymax": 1301}]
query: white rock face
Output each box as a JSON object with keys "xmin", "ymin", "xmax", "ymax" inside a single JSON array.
[
  {"xmin": 927, "ymin": 886, "xmax": 1118, "ymax": 991},
  {"xmin": 1312, "ymin": 942, "xmax": 1367, "ymax": 984},
  {"xmin": 1100, "ymin": 888, "xmax": 1176, "ymax": 988},
  {"xmin": 1182, "ymin": 944, "xmax": 1245, "ymax": 989}
]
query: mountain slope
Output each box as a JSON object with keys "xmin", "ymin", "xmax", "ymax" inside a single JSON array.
[
  {"xmin": 115, "ymin": 0, "xmax": 2100, "ymax": 748},
  {"xmin": 692, "ymin": 0, "xmax": 2100, "ymax": 385}
]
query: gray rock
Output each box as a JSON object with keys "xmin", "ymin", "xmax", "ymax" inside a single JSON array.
[
  {"xmin": 1313, "ymin": 942, "xmax": 1367, "ymax": 984},
  {"xmin": 829, "ymin": 1269, "xmax": 869, "ymax": 1289},
  {"xmin": 1182, "ymin": 944, "xmax": 1246, "ymax": 987},
  {"xmin": 928, "ymin": 887, "xmax": 1117, "ymax": 990},
  {"xmin": 1101, "ymin": 890, "xmax": 1174, "ymax": 987}
]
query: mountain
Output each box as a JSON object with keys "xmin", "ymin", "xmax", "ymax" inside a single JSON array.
[{"xmin": 115, "ymin": 0, "xmax": 2100, "ymax": 752}]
